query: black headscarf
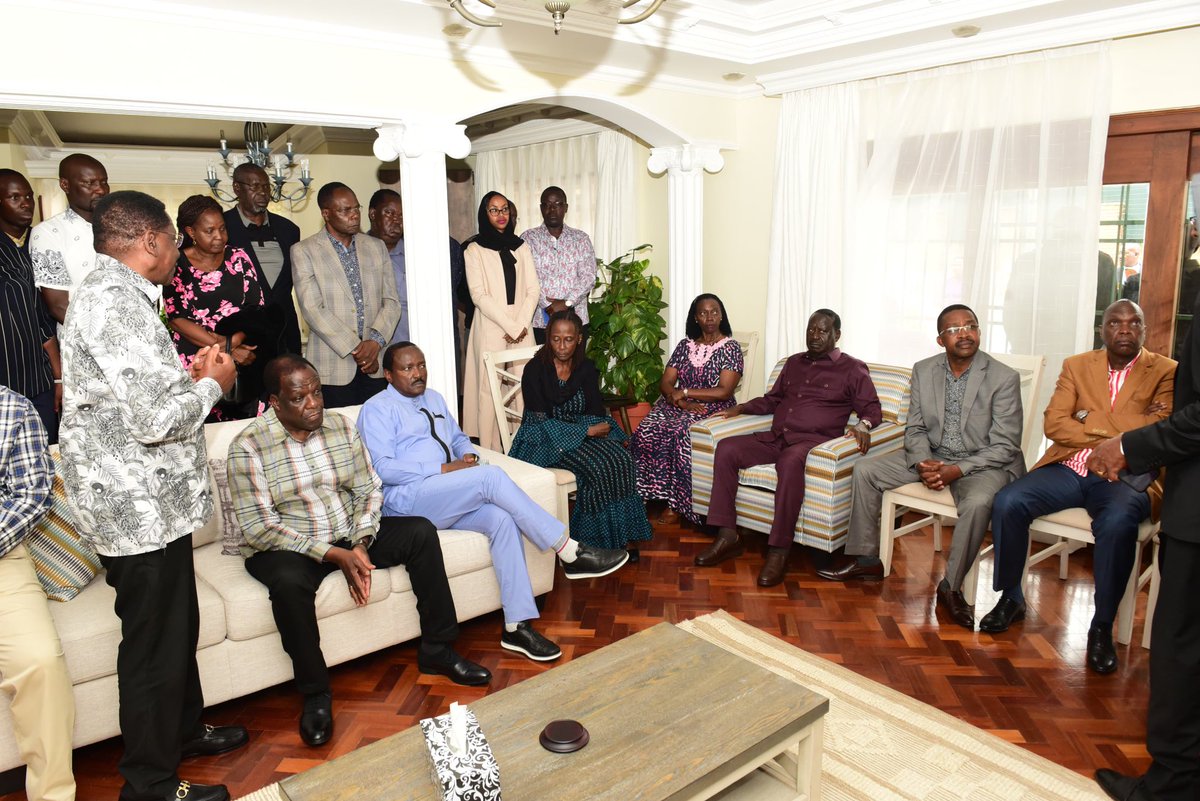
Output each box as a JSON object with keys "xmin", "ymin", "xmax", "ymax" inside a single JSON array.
[{"xmin": 473, "ymin": 191, "xmax": 523, "ymax": 304}]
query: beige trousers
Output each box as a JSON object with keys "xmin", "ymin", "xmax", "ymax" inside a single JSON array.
[{"xmin": 0, "ymin": 543, "xmax": 76, "ymax": 801}]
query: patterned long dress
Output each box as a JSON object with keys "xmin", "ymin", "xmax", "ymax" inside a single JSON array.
[
  {"xmin": 163, "ymin": 246, "xmax": 265, "ymax": 421},
  {"xmin": 631, "ymin": 337, "xmax": 744, "ymax": 522},
  {"xmin": 509, "ymin": 375, "xmax": 653, "ymax": 551}
]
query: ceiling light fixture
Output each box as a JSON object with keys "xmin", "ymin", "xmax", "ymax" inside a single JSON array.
[
  {"xmin": 447, "ymin": 0, "xmax": 666, "ymax": 35},
  {"xmin": 205, "ymin": 121, "xmax": 313, "ymax": 209}
]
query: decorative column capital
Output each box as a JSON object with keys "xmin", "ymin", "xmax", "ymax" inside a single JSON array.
[
  {"xmin": 374, "ymin": 119, "xmax": 471, "ymax": 162},
  {"xmin": 646, "ymin": 143, "xmax": 725, "ymax": 176}
]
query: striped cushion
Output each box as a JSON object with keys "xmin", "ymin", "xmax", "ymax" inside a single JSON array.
[
  {"xmin": 25, "ymin": 453, "xmax": 102, "ymax": 602},
  {"xmin": 866, "ymin": 363, "xmax": 911, "ymax": 425}
]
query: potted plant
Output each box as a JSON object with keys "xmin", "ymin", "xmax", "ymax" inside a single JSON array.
[{"xmin": 586, "ymin": 244, "xmax": 667, "ymax": 431}]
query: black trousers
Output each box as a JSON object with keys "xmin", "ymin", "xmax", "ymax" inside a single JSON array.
[
  {"xmin": 1144, "ymin": 533, "xmax": 1200, "ymax": 800},
  {"xmin": 321, "ymin": 371, "xmax": 387, "ymax": 409},
  {"xmin": 100, "ymin": 535, "xmax": 203, "ymax": 800},
  {"xmin": 244, "ymin": 517, "xmax": 459, "ymax": 696}
]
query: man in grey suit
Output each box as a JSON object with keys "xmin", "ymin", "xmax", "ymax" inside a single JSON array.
[
  {"xmin": 292, "ymin": 182, "xmax": 400, "ymax": 408},
  {"xmin": 818, "ymin": 304, "xmax": 1025, "ymax": 629}
]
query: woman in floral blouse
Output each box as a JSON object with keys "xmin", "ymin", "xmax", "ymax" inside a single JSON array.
[{"xmin": 163, "ymin": 195, "xmax": 268, "ymax": 420}]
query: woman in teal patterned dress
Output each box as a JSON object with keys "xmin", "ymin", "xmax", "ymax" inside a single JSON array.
[{"xmin": 509, "ymin": 310, "xmax": 653, "ymax": 556}]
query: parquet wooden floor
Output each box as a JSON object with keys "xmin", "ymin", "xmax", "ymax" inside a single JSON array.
[{"xmin": 1, "ymin": 509, "xmax": 1154, "ymax": 799}]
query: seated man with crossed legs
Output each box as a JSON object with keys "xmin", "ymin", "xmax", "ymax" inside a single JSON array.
[{"xmin": 357, "ymin": 342, "xmax": 629, "ymax": 662}]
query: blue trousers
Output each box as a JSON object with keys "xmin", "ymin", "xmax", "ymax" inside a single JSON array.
[
  {"xmin": 990, "ymin": 463, "xmax": 1149, "ymax": 627},
  {"xmin": 408, "ymin": 465, "xmax": 566, "ymax": 624}
]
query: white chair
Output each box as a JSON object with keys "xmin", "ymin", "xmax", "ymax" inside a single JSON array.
[
  {"xmin": 482, "ymin": 345, "xmax": 577, "ymax": 526},
  {"xmin": 878, "ymin": 353, "xmax": 1047, "ymax": 582},
  {"xmin": 730, "ymin": 330, "xmax": 760, "ymax": 404},
  {"xmin": 1141, "ymin": 534, "xmax": 1161, "ymax": 649}
]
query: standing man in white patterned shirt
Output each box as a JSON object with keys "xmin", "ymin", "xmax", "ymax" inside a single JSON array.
[
  {"xmin": 58, "ymin": 191, "xmax": 248, "ymax": 801},
  {"xmin": 521, "ymin": 186, "xmax": 597, "ymax": 344},
  {"xmin": 31, "ymin": 154, "xmax": 110, "ymax": 324}
]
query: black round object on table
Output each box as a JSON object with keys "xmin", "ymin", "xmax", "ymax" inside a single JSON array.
[{"xmin": 539, "ymin": 719, "xmax": 589, "ymax": 753}]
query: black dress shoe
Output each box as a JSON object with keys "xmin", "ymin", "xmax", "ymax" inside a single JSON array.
[
  {"xmin": 299, "ymin": 692, "xmax": 333, "ymax": 747},
  {"xmin": 694, "ymin": 528, "xmax": 744, "ymax": 567},
  {"xmin": 562, "ymin": 544, "xmax": 629, "ymax": 579},
  {"xmin": 935, "ymin": 578, "xmax": 976, "ymax": 630},
  {"xmin": 1087, "ymin": 625, "xmax": 1119, "ymax": 674},
  {"xmin": 815, "ymin": 557, "xmax": 884, "ymax": 582},
  {"xmin": 418, "ymin": 649, "xmax": 492, "ymax": 686},
  {"xmin": 164, "ymin": 781, "xmax": 230, "ymax": 801},
  {"xmin": 757, "ymin": 548, "xmax": 789, "ymax": 587},
  {"xmin": 1094, "ymin": 769, "xmax": 1157, "ymax": 800},
  {"xmin": 501, "ymin": 621, "xmax": 563, "ymax": 661},
  {"xmin": 979, "ymin": 596, "xmax": 1027, "ymax": 634},
  {"xmin": 180, "ymin": 723, "xmax": 249, "ymax": 759}
]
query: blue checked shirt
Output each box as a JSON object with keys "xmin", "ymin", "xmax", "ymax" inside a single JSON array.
[{"xmin": 0, "ymin": 385, "xmax": 52, "ymax": 558}]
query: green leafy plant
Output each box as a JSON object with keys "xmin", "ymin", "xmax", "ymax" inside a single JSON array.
[{"xmin": 586, "ymin": 244, "xmax": 667, "ymax": 403}]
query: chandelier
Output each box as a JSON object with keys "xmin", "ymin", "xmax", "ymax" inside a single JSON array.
[
  {"xmin": 205, "ymin": 121, "xmax": 313, "ymax": 209},
  {"xmin": 448, "ymin": 0, "xmax": 666, "ymax": 35}
]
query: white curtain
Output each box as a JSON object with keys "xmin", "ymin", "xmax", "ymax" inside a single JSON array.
[
  {"xmin": 593, "ymin": 129, "xmax": 636, "ymax": 264},
  {"xmin": 473, "ymin": 131, "xmax": 636, "ymax": 261},
  {"xmin": 474, "ymin": 134, "xmax": 599, "ymax": 240},
  {"xmin": 766, "ymin": 43, "xmax": 1111, "ymax": 434}
]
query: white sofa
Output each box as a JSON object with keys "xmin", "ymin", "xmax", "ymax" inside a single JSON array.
[{"xmin": 0, "ymin": 406, "xmax": 559, "ymax": 773}]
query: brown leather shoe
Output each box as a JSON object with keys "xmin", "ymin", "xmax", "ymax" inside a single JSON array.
[
  {"xmin": 656, "ymin": 507, "xmax": 681, "ymax": 526},
  {"xmin": 815, "ymin": 557, "xmax": 884, "ymax": 582},
  {"xmin": 694, "ymin": 528, "xmax": 743, "ymax": 567},
  {"xmin": 935, "ymin": 578, "xmax": 975, "ymax": 630},
  {"xmin": 757, "ymin": 547, "xmax": 789, "ymax": 587}
]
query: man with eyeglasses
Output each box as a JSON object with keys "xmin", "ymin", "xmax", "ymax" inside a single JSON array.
[
  {"xmin": 31, "ymin": 153, "xmax": 109, "ymax": 325},
  {"xmin": 818, "ymin": 305, "xmax": 1025, "ymax": 632},
  {"xmin": 224, "ymin": 163, "xmax": 303, "ymax": 356},
  {"xmin": 292, "ymin": 182, "xmax": 400, "ymax": 408},
  {"xmin": 58, "ymin": 191, "xmax": 247, "ymax": 801},
  {"xmin": 981, "ymin": 299, "xmax": 1175, "ymax": 675},
  {"xmin": 520, "ymin": 186, "xmax": 597, "ymax": 344}
]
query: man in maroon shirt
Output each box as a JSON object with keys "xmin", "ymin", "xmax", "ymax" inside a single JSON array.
[{"xmin": 696, "ymin": 309, "xmax": 883, "ymax": 586}]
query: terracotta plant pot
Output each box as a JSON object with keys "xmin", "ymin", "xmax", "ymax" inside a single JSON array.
[{"xmin": 623, "ymin": 402, "xmax": 653, "ymax": 434}]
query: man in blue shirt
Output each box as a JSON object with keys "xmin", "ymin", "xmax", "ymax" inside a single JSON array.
[{"xmin": 357, "ymin": 342, "xmax": 628, "ymax": 662}]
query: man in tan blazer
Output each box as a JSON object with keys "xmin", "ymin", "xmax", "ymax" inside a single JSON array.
[
  {"xmin": 981, "ymin": 299, "xmax": 1176, "ymax": 675},
  {"xmin": 292, "ymin": 182, "xmax": 400, "ymax": 407}
]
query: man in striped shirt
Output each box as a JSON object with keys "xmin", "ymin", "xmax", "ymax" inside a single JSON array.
[
  {"xmin": 226, "ymin": 354, "xmax": 489, "ymax": 749},
  {"xmin": 982, "ymin": 300, "xmax": 1176, "ymax": 674}
]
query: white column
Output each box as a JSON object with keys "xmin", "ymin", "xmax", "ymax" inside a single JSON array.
[
  {"xmin": 646, "ymin": 144, "xmax": 725, "ymax": 347},
  {"xmin": 374, "ymin": 120, "xmax": 471, "ymax": 415}
]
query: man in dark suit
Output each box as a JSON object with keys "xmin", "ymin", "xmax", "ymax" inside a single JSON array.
[
  {"xmin": 223, "ymin": 163, "xmax": 302, "ymax": 356},
  {"xmin": 1089, "ymin": 301, "xmax": 1200, "ymax": 798},
  {"xmin": 818, "ymin": 304, "xmax": 1025, "ymax": 630}
]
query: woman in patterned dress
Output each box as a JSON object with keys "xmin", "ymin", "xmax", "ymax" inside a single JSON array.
[
  {"xmin": 509, "ymin": 310, "xmax": 653, "ymax": 557},
  {"xmin": 631, "ymin": 294, "xmax": 743, "ymax": 525},
  {"xmin": 163, "ymin": 195, "xmax": 268, "ymax": 421}
]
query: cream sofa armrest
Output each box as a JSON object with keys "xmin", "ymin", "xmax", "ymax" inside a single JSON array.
[
  {"xmin": 475, "ymin": 448, "xmax": 558, "ymax": 517},
  {"xmin": 689, "ymin": 413, "xmax": 773, "ymax": 449}
]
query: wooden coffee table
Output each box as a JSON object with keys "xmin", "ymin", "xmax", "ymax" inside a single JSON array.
[{"xmin": 279, "ymin": 621, "xmax": 828, "ymax": 801}]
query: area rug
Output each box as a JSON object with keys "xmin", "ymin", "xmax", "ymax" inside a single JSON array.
[
  {"xmin": 681, "ymin": 609, "xmax": 1105, "ymax": 801},
  {"xmin": 236, "ymin": 609, "xmax": 1105, "ymax": 801}
]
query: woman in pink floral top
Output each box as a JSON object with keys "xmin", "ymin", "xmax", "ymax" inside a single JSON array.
[
  {"xmin": 630, "ymin": 294, "xmax": 743, "ymax": 525},
  {"xmin": 163, "ymin": 195, "xmax": 268, "ymax": 420}
]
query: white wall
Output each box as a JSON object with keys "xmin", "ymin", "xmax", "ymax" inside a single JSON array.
[{"xmin": 1110, "ymin": 27, "xmax": 1200, "ymax": 114}]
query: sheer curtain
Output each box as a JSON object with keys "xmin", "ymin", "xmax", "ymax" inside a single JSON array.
[
  {"xmin": 767, "ymin": 43, "xmax": 1112, "ymax": 433},
  {"xmin": 474, "ymin": 134, "xmax": 599, "ymax": 239},
  {"xmin": 472, "ymin": 131, "xmax": 636, "ymax": 262}
]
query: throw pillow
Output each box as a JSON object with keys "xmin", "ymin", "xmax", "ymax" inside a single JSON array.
[
  {"xmin": 25, "ymin": 452, "xmax": 102, "ymax": 601},
  {"xmin": 209, "ymin": 458, "xmax": 247, "ymax": 556}
]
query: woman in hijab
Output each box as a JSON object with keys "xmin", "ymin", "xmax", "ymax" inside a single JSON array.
[{"xmin": 462, "ymin": 190, "xmax": 540, "ymax": 450}]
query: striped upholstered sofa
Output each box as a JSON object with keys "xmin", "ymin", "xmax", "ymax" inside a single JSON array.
[{"xmin": 690, "ymin": 360, "xmax": 913, "ymax": 552}]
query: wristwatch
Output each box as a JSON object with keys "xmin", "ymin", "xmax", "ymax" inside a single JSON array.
[
  {"xmin": 1074, "ymin": 410, "xmax": 1089, "ymax": 422},
  {"xmin": 857, "ymin": 419, "xmax": 873, "ymax": 430},
  {"xmin": 565, "ymin": 299, "xmax": 575, "ymax": 308},
  {"xmin": 356, "ymin": 535, "xmax": 375, "ymax": 551}
]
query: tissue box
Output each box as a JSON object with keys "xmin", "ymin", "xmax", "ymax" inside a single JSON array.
[{"xmin": 420, "ymin": 706, "xmax": 502, "ymax": 801}]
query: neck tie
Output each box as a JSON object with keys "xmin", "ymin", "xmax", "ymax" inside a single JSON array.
[{"xmin": 419, "ymin": 408, "xmax": 452, "ymax": 463}]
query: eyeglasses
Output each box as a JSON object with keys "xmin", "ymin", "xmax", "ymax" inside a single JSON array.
[
  {"xmin": 330, "ymin": 205, "xmax": 361, "ymax": 215},
  {"xmin": 486, "ymin": 206, "xmax": 511, "ymax": 216},
  {"xmin": 234, "ymin": 180, "xmax": 272, "ymax": 192},
  {"xmin": 939, "ymin": 324, "xmax": 980, "ymax": 337},
  {"xmin": 542, "ymin": 200, "xmax": 566, "ymax": 210},
  {"xmin": 155, "ymin": 229, "xmax": 185, "ymax": 248}
]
